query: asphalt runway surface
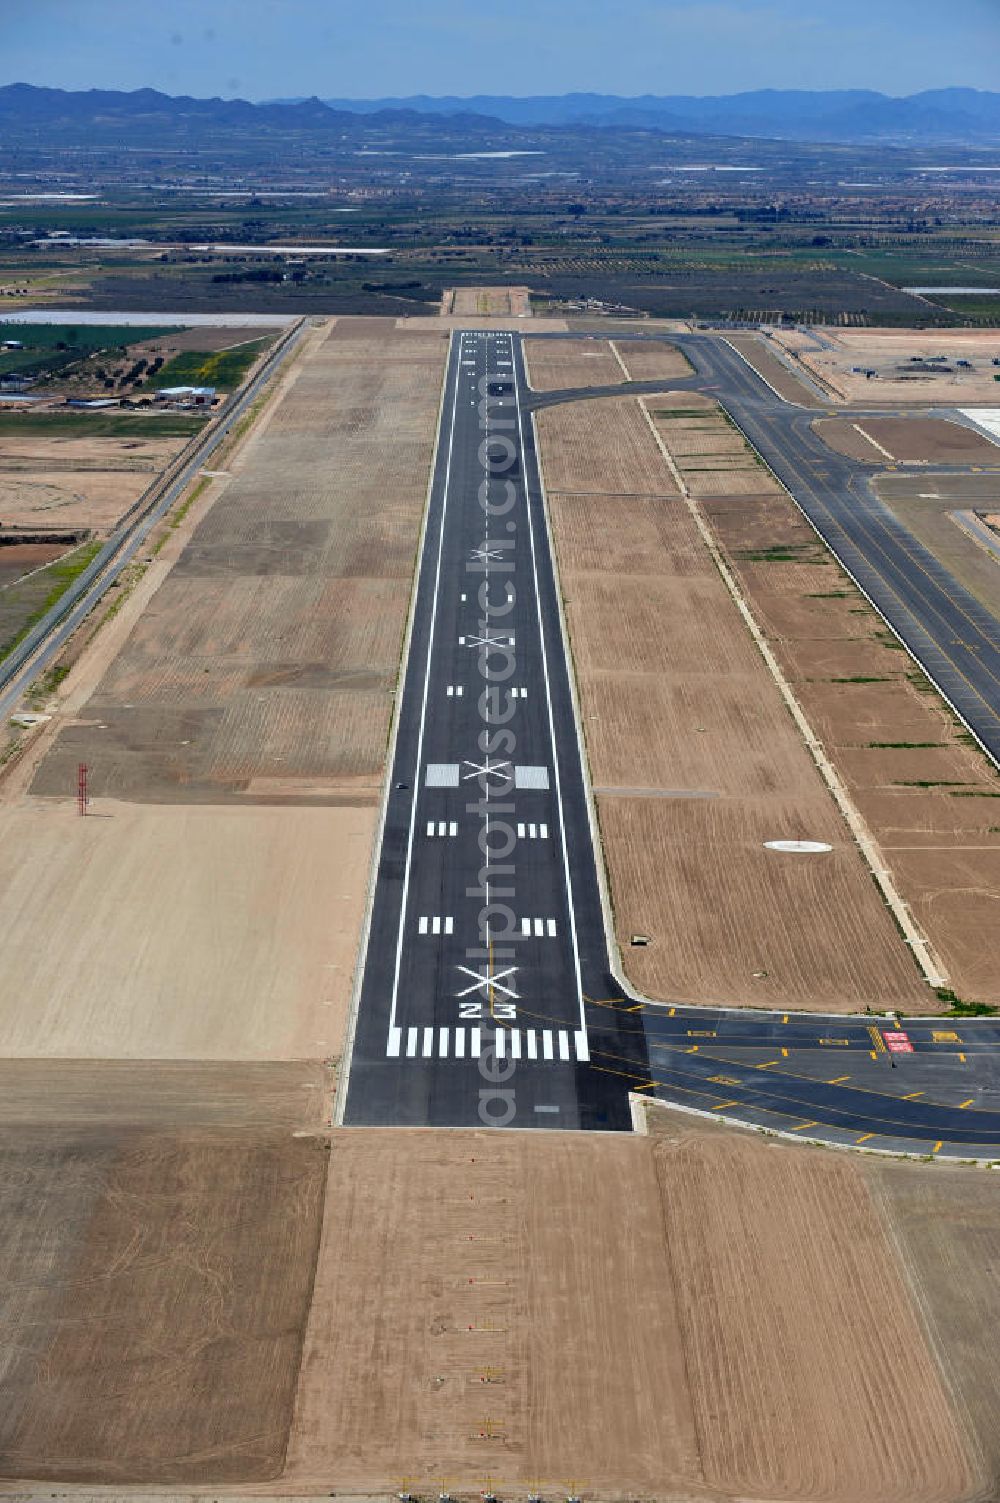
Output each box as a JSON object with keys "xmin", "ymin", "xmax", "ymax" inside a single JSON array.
[{"xmin": 338, "ymin": 326, "xmax": 1000, "ymax": 1149}]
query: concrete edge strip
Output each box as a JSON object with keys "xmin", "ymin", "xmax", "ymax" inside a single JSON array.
[
  {"xmin": 637, "ymin": 396, "xmax": 949, "ymax": 991},
  {"xmin": 608, "ymin": 338, "xmax": 632, "ymax": 382},
  {"xmin": 631, "ymin": 1091, "xmax": 1000, "ymax": 1166},
  {"xmin": 332, "ymin": 328, "xmax": 453, "ymax": 1126}
]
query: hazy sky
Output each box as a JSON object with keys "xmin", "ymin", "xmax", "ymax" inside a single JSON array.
[{"xmin": 1, "ymin": 0, "xmax": 998, "ymax": 99}]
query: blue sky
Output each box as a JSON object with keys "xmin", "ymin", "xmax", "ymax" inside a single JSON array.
[{"xmin": 0, "ymin": 0, "xmax": 998, "ymax": 99}]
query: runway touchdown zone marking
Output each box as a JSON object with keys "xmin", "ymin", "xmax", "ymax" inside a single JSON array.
[{"xmin": 386, "ymin": 1025, "xmax": 590, "ymax": 1063}]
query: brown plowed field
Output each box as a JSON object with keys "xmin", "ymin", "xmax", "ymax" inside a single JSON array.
[
  {"xmin": 0, "ymin": 434, "xmax": 184, "ymax": 531},
  {"xmin": 611, "ymin": 340, "xmax": 691, "ymax": 381},
  {"xmin": 647, "ymin": 1111, "xmax": 980, "ymax": 1503},
  {"xmin": 282, "ymin": 1123, "xmax": 980, "ymax": 1502},
  {"xmin": 447, "ymin": 285, "xmax": 531, "ymax": 317},
  {"xmin": 535, "ymin": 393, "xmax": 679, "ymax": 495},
  {"xmin": 30, "ymin": 321, "xmax": 446, "ymax": 803},
  {"xmin": 0, "ymin": 1127, "xmax": 327, "ymax": 1485},
  {"xmin": 543, "ymin": 395, "xmax": 929, "ymax": 1011},
  {"xmin": 871, "ymin": 1154, "xmax": 1000, "ymax": 1487},
  {"xmin": 817, "ymin": 416, "xmax": 1000, "ymax": 465},
  {"xmin": 699, "ymin": 481, "xmax": 1000, "ymax": 1004},
  {"xmin": 599, "ymin": 794, "xmax": 923, "ymax": 1010},
  {"xmin": 524, "ymin": 336, "xmax": 625, "ymax": 391},
  {"xmin": 0, "ymin": 801, "xmax": 372, "ymax": 1058}
]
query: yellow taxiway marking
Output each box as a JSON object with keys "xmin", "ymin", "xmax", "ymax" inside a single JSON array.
[
  {"xmin": 933, "ymin": 1141, "xmax": 943, "ymax": 1154},
  {"xmin": 959, "ymin": 1052, "xmax": 967, "ymax": 1063},
  {"xmin": 687, "ymin": 1029, "xmax": 716, "ymax": 1037},
  {"xmin": 819, "ymin": 1037, "xmax": 850, "ymax": 1046},
  {"xmin": 933, "ymin": 1029, "xmax": 961, "ymax": 1043},
  {"xmin": 687, "ymin": 1044, "xmax": 699, "ymax": 1053},
  {"xmin": 782, "ymin": 1014, "xmax": 789, "ymax": 1024},
  {"xmin": 781, "ymin": 1046, "xmax": 789, "ymax": 1058},
  {"xmin": 757, "ymin": 1059, "xmax": 781, "ymax": 1069},
  {"xmin": 960, "ymin": 1098, "xmax": 975, "ymax": 1109},
  {"xmin": 668, "ymin": 1006, "xmax": 676, "ymax": 1018},
  {"xmin": 708, "ymin": 1074, "xmax": 740, "ymax": 1086},
  {"xmin": 902, "ymin": 1091, "xmax": 925, "ymax": 1100},
  {"xmin": 712, "ymin": 1100, "xmax": 740, "ymax": 1111},
  {"xmin": 856, "ymin": 1133, "xmax": 875, "ymax": 1144},
  {"xmin": 870, "ymin": 1050, "xmax": 878, "ymax": 1060},
  {"xmin": 791, "ymin": 1121, "xmax": 818, "ymax": 1132},
  {"xmin": 828, "ymin": 1075, "xmax": 851, "ymax": 1085},
  {"xmin": 868, "ymin": 1025, "xmax": 887, "ymax": 1055}
]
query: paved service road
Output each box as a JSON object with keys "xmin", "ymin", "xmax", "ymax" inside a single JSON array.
[
  {"xmin": 341, "ymin": 330, "xmax": 644, "ymax": 1130},
  {"xmin": 339, "ymin": 327, "xmax": 1000, "ymax": 1151}
]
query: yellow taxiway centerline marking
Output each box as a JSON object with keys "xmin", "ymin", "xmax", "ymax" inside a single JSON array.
[
  {"xmin": 857, "ymin": 1133, "xmax": 875, "ymax": 1144},
  {"xmin": 668, "ymin": 1006, "xmax": 675, "ymax": 1018},
  {"xmin": 933, "ymin": 1141, "xmax": 943, "ymax": 1154},
  {"xmin": 828, "ymin": 1075, "xmax": 850, "ymax": 1084},
  {"xmin": 870, "ymin": 1050, "xmax": 877, "ymax": 1060},
  {"xmin": 781, "ymin": 1047, "xmax": 789, "ymax": 1057},
  {"xmin": 959, "ymin": 1052, "xmax": 967, "ymax": 1063},
  {"xmin": 782, "ymin": 1014, "xmax": 789, "ymax": 1024},
  {"xmin": 902, "ymin": 1091, "xmax": 924, "ymax": 1100},
  {"xmin": 960, "ymin": 1098, "xmax": 975, "ymax": 1109},
  {"xmin": 712, "ymin": 1101, "xmax": 739, "ymax": 1111},
  {"xmin": 687, "ymin": 1045, "xmax": 699, "ymax": 1053},
  {"xmin": 791, "ymin": 1121, "xmax": 818, "ymax": 1132},
  {"xmin": 757, "ymin": 1059, "xmax": 781, "ymax": 1069}
]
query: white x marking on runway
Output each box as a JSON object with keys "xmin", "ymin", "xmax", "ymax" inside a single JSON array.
[
  {"xmin": 463, "ymin": 630, "xmax": 512, "ymax": 649},
  {"xmin": 455, "ymin": 965, "xmax": 520, "ymax": 1000},
  {"xmin": 461, "ymin": 758, "xmax": 512, "ymax": 783},
  {"xmin": 470, "ymin": 546, "xmax": 505, "ymax": 562}
]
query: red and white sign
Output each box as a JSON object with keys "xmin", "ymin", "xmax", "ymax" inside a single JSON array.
[{"xmin": 883, "ymin": 1030, "xmax": 914, "ymax": 1054}]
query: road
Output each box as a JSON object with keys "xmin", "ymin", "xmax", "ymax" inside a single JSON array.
[{"xmin": 340, "ymin": 325, "xmax": 1000, "ymax": 1151}]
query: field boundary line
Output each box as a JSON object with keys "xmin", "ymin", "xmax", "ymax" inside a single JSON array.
[
  {"xmin": 608, "ymin": 339, "xmax": 632, "ymax": 381},
  {"xmin": 638, "ymin": 396, "xmax": 948, "ymax": 991},
  {"xmin": 333, "ymin": 330, "xmax": 452, "ymax": 1125}
]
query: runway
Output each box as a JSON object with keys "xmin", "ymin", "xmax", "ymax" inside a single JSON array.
[{"xmin": 339, "ymin": 326, "xmax": 1000, "ymax": 1150}]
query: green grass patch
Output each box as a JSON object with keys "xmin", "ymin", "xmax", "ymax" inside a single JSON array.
[
  {"xmin": 805, "ymin": 590, "xmax": 853, "ymax": 599},
  {"xmin": 0, "ymin": 322, "xmax": 178, "ymax": 380},
  {"xmin": 947, "ymin": 789, "xmax": 1000, "ymax": 798},
  {"xmin": 145, "ymin": 339, "xmax": 269, "ymax": 391},
  {"xmin": 867, "ymin": 741, "xmax": 944, "ymax": 749},
  {"xmin": 0, "ymin": 411, "xmax": 205, "ymax": 438},
  {"xmin": 25, "ymin": 662, "xmax": 70, "ymax": 710},
  {"xmin": 0, "ymin": 540, "xmax": 103, "ymax": 662},
  {"xmin": 937, "ymin": 988, "xmax": 998, "ymax": 1016},
  {"xmin": 649, "ymin": 408, "xmax": 712, "ymax": 419},
  {"xmin": 829, "ymin": 675, "xmax": 893, "ymax": 684}
]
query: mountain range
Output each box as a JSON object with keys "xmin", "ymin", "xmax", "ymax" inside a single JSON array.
[
  {"xmin": 315, "ymin": 88, "xmax": 1000, "ymax": 145},
  {"xmin": 2, "ymin": 83, "xmax": 999, "ymax": 149}
]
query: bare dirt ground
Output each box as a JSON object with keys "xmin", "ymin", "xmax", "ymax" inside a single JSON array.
[
  {"xmin": 876, "ymin": 472, "xmax": 1000, "ymax": 616},
  {"xmin": 0, "ymin": 1126, "xmax": 327, "ymax": 1485},
  {"xmin": 445, "ymin": 286, "xmax": 531, "ymax": 317},
  {"xmin": 816, "ymin": 416, "xmax": 1000, "ymax": 465},
  {"xmin": 774, "ymin": 326, "xmax": 1000, "ymax": 405},
  {"xmin": 0, "ymin": 541, "xmax": 66, "ymax": 587},
  {"xmin": 524, "ymin": 336, "xmax": 627, "ymax": 391},
  {"xmin": 0, "ymin": 436, "xmax": 185, "ymax": 532},
  {"xmin": 725, "ymin": 332, "xmax": 827, "ymax": 405},
  {"xmin": 30, "ymin": 321, "xmax": 446, "ymax": 803},
  {"xmin": 696, "ymin": 474, "xmax": 1000, "ymax": 1005},
  {"xmin": 609, "ymin": 340, "xmax": 691, "ymax": 382},
  {"xmin": 0, "ymin": 800, "xmax": 373, "ymax": 1058},
  {"xmin": 542, "ymin": 396, "xmax": 929, "ymax": 1011},
  {"xmin": 535, "ymin": 393, "xmax": 680, "ymax": 495},
  {"xmin": 281, "ymin": 1122, "xmax": 980, "ymax": 1502}
]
